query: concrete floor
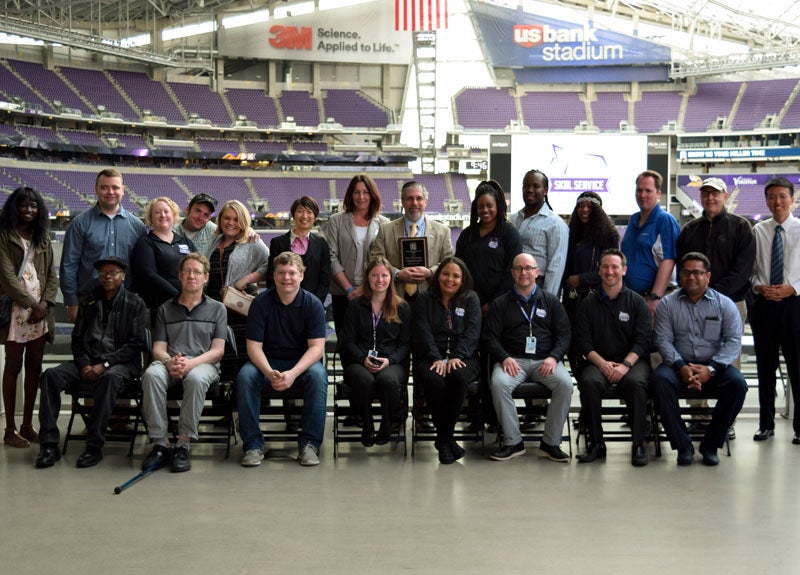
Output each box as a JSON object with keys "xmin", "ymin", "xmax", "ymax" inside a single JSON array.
[{"xmin": 2, "ymin": 413, "xmax": 799, "ymax": 575}]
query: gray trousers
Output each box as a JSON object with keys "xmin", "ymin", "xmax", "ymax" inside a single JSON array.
[
  {"xmin": 490, "ymin": 358, "xmax": 573, "ymax": 447},
  {"xmin": 142, "ymin": 361, "xmax": 219, "ymax": 440}
]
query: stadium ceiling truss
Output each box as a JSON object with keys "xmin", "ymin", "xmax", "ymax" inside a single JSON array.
[{"xmin": 4, "ymin": 1, "xmax": 800, "ymax": 77}]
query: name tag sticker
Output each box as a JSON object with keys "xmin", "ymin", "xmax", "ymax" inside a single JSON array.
[
  {"xmin": 178, "ymin": 244, "xmax": 190, "ymax": 254},
  {"xmin": 488, "ymin": 240, "xmax": 498, "ymax": 249},
  {"xmin": 455, "ymin": 307, "xmax": 465, "ymax": 317},
  {"xmin": 535, "ymin": 308, "xmax": 547, "ymax": 318},
  {"xmin": 618, "ymin": 312, "xmax": 630, "ymax": 322}
]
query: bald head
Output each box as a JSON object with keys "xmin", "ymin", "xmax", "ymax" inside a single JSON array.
[{"xmin": 511, "ymin": 253, "xmax": 539, "ymax": 295}]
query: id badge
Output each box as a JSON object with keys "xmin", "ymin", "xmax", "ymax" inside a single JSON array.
[
  {"xmin": 368, "ymin": 349, "xmax": 379, "ymax": 359},
  {"xmin": 525, "ymin": 336, "xmax": 537, "ymax": 355}
]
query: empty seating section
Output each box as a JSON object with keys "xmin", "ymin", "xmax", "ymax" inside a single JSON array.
[
  {"xmin": 450, "ymin": 173, "xmax": 471, "ymax": 207},
  {"xmin": 293, "ymin": 142, "xmax": 328, "ymax": 153},
  {"xmin": 104, "ymin": 132, "xmax": 149, "ymax": 151},
  {"xmin": 279, "ymin": 91, "xmax": 321, "ymax": 126},
  {"xmin": 633, "ymin": 91, "xmax": 683, "ymax": 132},
  {"xmin": 225, "ymin": 89, "xmax": 280, "ymax": 128},
  {"xmin": 781, "ymin": 90, "xmax": 800, "ymax": 128},
  {"xmin": 250, "ymin": 177, "xmax": 328, "ymax": 213},
  {"xmin": 169, "ymin": 82, "xmax": 233, "ymax": 127},
  {"xmin": 109, "ymin": 70, "xmax": 185, "ymax": 125},
  {"xmin": 683, "ymin": 82, "xmax": 741, "ymax": 131},
  {"xmin": 123, "ymin": 174, "xmax": 189, "ymax": 208},
  {"xmin": 455, "ymin": 88, "xmax": 517, "ymax": 130},
  {"xmin": 1, "ymin": 167, "xmax": 88, "ymax": 212},
  {"xmin": 732, "ymin": 79, "xmax": 798, "ymax": 131},
  {"xmin": 59, "ymin": 67, "xmax": 139, "ymax": 121},
  {"xmin": 592, "ymin": 92, "xmax": 628, "ymax": 131},
  {"xmin": 60, "ymin": 129, "xmax": 105, "ymax": 147},
  {"xmin": 414, "ymin": 174, "xmax": 449, "ymax": 212},
  {"xmin": 9, "ymin": 60, "xmax": 92, "ymax": 116},
  {"xmin": 242, "ymin": 140, "xmax": 286, "ymax": 155},
  {"xmin": 177, "ymin": 175, "xmax": 252, "ymax": 208},
  {"xmin": 322, "ymin": 89, "xmax": 389, "ymax": 128},
  {"xmin": 520, "ymin": 91, "xmax": 585, "ymax": 130},
  {"xmin": 0, "ymin": 62, "xmax": 53, "ymax": 112},
  {"xmin": 197, "ymin": 138, "xmax": 242, "ymax": 154},
  {"xmin": 16, "ymin": 125, "xmax": 63, "ymax": 144}
]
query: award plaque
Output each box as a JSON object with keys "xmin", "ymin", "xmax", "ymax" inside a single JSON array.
[{"xmin": 399, "ymin": 236, "xmax": 428, "ymax": 268}]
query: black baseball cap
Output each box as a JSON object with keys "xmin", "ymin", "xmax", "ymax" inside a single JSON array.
[
  {"xmin": 94, "ymin": 257, "xmax": 128, "ymax": 272},
  {"xmin": 188, "ymin": 193, "xmax": 219, "ymax": 212}
]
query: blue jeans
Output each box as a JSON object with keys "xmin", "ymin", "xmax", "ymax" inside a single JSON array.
[{"xmin": 236, "ymin": 359, "xmax": 328, "ymax": 452}]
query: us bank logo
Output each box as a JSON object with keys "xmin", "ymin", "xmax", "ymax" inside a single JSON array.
[{"xmin": 512, "ymin": 23, "xmax": 623, "ymax": 62}]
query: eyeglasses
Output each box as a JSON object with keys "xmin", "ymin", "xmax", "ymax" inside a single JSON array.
[
  {"xmin": 511, "ymin": 265, "xmax": 538, "ymax": 273},
  {"xmin": 98, "ymin": 269, "xmax": 123, "ymax": 277},
  {"xmin": 680, "ymin": 269, "xmax": 708, "ymax": 278},
  {"xmin": 700, "ymin": 189, "xmax": 725, "ymax": 197}
]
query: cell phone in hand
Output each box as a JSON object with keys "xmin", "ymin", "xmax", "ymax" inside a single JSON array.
[{"xmin": 368, "ymin": 356, "xmax": 382, "ymax": 367}]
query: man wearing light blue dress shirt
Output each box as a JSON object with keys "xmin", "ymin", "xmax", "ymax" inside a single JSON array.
[
  {"xmin": 509, "ymin": 169, "xmax": 568, "ymax": 297},
  {"xmin": 650, "ymin": 252, "xmax": 747, "ymax": 467}
]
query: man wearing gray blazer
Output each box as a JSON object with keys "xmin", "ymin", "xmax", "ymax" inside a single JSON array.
[{"xmin": 370, "ymin": 181, "xmax": 454, "ymax": 298}]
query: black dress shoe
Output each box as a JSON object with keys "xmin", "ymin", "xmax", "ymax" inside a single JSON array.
[
  {"xmin": 449, "ymin": 440, "xmax": 466, "ymax": 461},
  {"xmin": 576, "ymin": 443, "xmax": 607, "ymax": 463},
  {"xmin": 35, "ymin": 444, "xmax": 61, "ymax": 468},
  {"xmin": 374, "ymin": 429, "xmax": 391, "ymax": 446},
  {"xmin": 631, "ymin": 444, "xmax": 648, "ymax": 467},
  {"xmin": 142, "ymin": 444, "xmax": 173, "ymax": 470},
  {"xmin": 170, "ymin": 445, "xmax": 191, "ymax": 472},
  {"xmin": 794, "ymin": 434, "xmax": 800, "ymax": 445},
  {"xmin": 538, "ymin": 442, "xmax": 570, "ymax": 462},
  {"xmin": 76, "ymin": 448, "xmax": 103, "ymax": 468},
  {"xmin": 676, "ymin": 445, "xmax": 694, "ymax": 466},
  {"xmin": 360, "ymin": 427, "xmax": 375, "ymax": 447},
  {"xmin": 699, "ymin": 443, "xmax": 720, "ymax": 466},
  {"xmin": 753, "ymin": 429, "xmax": 775, "ymax": 441},
  {"xmin": 437, "ymin": 442, "xmax": 455, "ymax": 464}
]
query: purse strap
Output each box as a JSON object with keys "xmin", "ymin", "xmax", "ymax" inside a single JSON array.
[{"xmin": 16, "ymin": 240, "xmax": 33, "ymax": 280}]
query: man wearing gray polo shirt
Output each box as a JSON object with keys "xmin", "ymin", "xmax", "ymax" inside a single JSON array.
[{"xmin": 141, "ymin": 253, "xmax": 227, "ymax": 472}]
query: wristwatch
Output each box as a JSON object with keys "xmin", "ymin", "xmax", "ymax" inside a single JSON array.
[
  {"xmin": 103, "ymin": 361, "xmax": 110, "ymax": 369},
  {"xmin": 707, "ymin": 365, "xmax": 716, "ymax": 378},
  {"xmin": 622, "ymin": 360, "xmax": 633, "ymax": 368},
  {"xmin": 648, "ymin": 293, "xmax": 662, "ymax": 301}
]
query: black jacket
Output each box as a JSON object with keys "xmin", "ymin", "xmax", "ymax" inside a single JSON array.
[
  {"xmin": 413, "ymin": 289, "xmax": 481, "ymax": 362},
  {"xmin": 676, "ymin": 209, "xmax": 755, "ymax": 302},
  {"xmin": 340, "ymin": 296, "xmax": 411, "ymax": 366},
  {"xmin": 484, "ymin": 287, "xmax": 571, "ymax": 362},
  {"xmin": 266, "ymin": 232, "xmax": 331, "ymax": 303},
  {"xmin": 72, "ymin": 285, "xmax": 147, "ymax": 375}
]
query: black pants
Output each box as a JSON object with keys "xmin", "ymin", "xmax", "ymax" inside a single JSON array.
[
  {"xmin": 414, "ymin": 358, "xmax": 478, "ymax": 443},
  {"xmin": 344, "ymin": 363, "xmax": 407, "ymax": 433},
  {"xmin": 578, "ymin": 360, "xmax": 651, "ymax": 446},
  {"xmin": 39, "ymin": 361, "xmax": 134, "ymax": 449},
  {"xmin": 751, "ymin": 295, "xmax": 800, "ymax": 433}
]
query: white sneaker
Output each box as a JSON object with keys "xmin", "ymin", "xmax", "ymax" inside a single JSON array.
[
  {"xmin": 298, "ymin": 444, "xmax": 320, "ymax": 466},
  {"xmin": 241, "ymin": 448, "xmax": 264, "ymax": 467}
]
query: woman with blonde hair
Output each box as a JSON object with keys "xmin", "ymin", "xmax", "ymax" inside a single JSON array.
[
  {"xmin": 131, "ymin": 196, "xmax": 195, "ymax": 321},
  {"xmin": 340, "ymin": 256, "xmax": 411, "ymax": 446},
  {"xmin": 207, "ymin": 200, "xmax": 269, "ymax": 355}
]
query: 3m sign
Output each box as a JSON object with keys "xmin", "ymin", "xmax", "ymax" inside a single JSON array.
[{"xmin": 269, "ymin": 25, "xmax": 312, "ymax": 50}]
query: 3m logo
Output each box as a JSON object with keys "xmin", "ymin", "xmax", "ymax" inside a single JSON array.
[
  {"xmin": 269, "ymin": 25, "xmax": 312, "ymax": 50},
  {"xmin": 513, "ymin": 25, "xmax": 544, "ymax": 48}
]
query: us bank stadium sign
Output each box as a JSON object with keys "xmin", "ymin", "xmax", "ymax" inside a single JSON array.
[
  {"xmin": 219, "ymin": 3, "xmax": 412, "ymax": 65},
  {"xmin": 469, "ymin": 0, "xmax": 670, "ymax": 69}
]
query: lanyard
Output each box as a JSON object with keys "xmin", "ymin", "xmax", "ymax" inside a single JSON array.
[
  {"xmin": 444, "ymin": 307, "xmax": 453, "ymax": 359},
  {"xmin": 517, "ymin": 299, "xmax": 537, "ymax": 337},
  {"xmin": 371, "ymin": 308, "xmax": 382, "ymax": 351}
]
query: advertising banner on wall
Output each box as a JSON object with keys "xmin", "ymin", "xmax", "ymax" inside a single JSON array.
[
  {"xmin": 469, "ymin": 0, "xmax": 671, "ymax": 69},
  {"xmin": 677, "ymin": 173, "xmax": 800, "ymax": 219},
  {"xmin": 219, "ymin": 3, "xmax": 413, "ymax": 64}
]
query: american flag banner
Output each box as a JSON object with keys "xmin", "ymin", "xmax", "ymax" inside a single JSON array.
[{"xmin": 395, "ymin": 0, "xmax": 449, "ymax": 31}]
